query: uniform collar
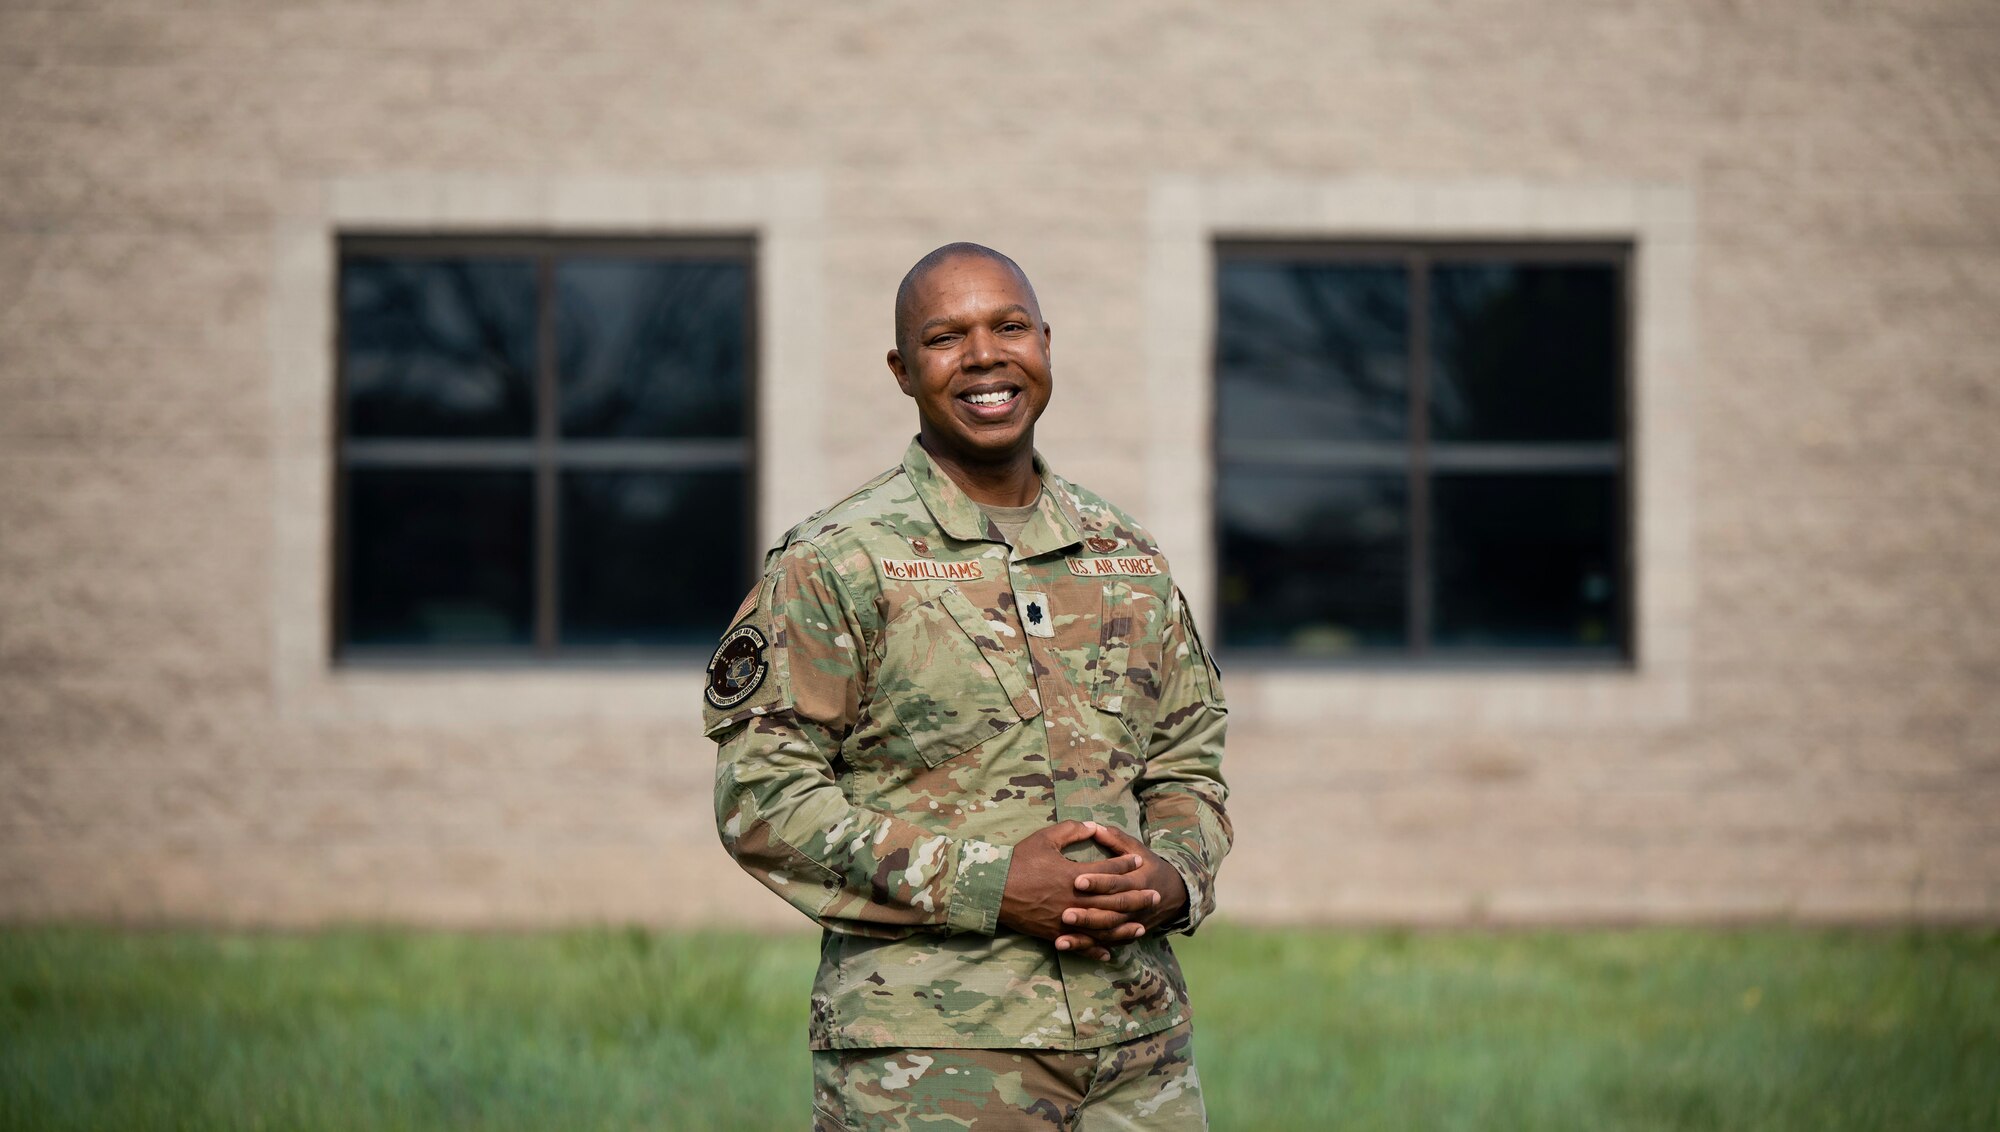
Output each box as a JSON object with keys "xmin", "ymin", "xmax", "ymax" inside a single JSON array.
[{"xmin": 901, "ymin": 436, "xmax": 1085, "ymax": 559}]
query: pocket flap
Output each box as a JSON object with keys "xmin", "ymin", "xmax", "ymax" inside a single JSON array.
[
  {"xmin": 937, "ymin": 587, "xmax": 1043, "ymax": 722},
  {"xmin": 882, "ymin": 587, "xmax": 1034, "ymax": 768}
]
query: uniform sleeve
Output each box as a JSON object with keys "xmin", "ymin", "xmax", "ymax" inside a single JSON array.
[
  {"xmin": 705, "ymin": 539, "xmax": 1014, "ymax": 939},
  {"xmin": 1136, "ymin": 583, "xmax": 1232, "ymax": 936}
]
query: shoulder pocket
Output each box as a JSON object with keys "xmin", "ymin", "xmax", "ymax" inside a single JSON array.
[
  {"xmin": 1091, "ymin": 580, "xmax": 1136, "ymax": 714},
  {"xmin": 881, "ymin": 586, "xmax": 1039, "ymax": 768},
  {"xmin": 1172, "ymin": 584, "xmax": 1226, "ymax": 712},
  {"xmin": 1090, "ymin": 580, "xmax": 1166, "ymax": 738}
]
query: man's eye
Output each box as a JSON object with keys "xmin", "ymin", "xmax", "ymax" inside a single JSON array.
[{"xmin": 928, "ymin": 333, "xmax": 960, "ymax": 346}]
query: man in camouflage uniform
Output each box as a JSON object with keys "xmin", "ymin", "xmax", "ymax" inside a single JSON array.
[{"xmin": 704, "ymin": 243, "xmax": 1230, "ymax": 1130}]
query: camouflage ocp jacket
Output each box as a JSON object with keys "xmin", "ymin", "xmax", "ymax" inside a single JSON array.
[{"xmin": 703, "ymin": 438, "xmax": 1231, "ymax": 1051}]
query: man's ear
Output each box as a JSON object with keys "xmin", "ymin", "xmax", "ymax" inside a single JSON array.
[{"xmin": 886, "ymin": 348, "xmax": 916, "ymax": 397}]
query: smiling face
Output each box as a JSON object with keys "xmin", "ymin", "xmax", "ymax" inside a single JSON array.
[{"xmin": 886, "ymin": 251, "xmax": 1053, "ymax": 472}]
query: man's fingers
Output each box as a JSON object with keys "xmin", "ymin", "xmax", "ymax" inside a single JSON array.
[
  {"xmin": 1047, "ymin": 819, "xmax": 1100, "ymax": 849},
  {"xmin": 1073, "ymin": 857, "xmax": 1145, "ymax": 893},
  {"xmin": 1070, "ymin": 889, "xmax": 1158, "ymax": 915},
  {"xmin": 1062, "ymin": 908, "xmax": 1129, "ymax": 931},
  {"xmin": 1088, "ymin": 824, "xmax": 1145, "ymax": 854},
  {"xmin": 1057, "ymin": 930, "xmax": 1117, "ymax": 961},
  {"xmin": 1061, "ymin": 903, "xmax": 1157, "ymax": 931},
  {"xmin": 1076, "ymin": 919, "xmax": 1145, "ymax": 943},
  {"xmin": 1058, "ymin": 937, "xmax": 1114, "ymax": 962},
  {"xmin": 1063, "ymin": 890, "xmax": 1157, "ymax": 918},
  {"xmin": 1063, "ymin": 906, "xmax": 1129, "ymax": 927}
]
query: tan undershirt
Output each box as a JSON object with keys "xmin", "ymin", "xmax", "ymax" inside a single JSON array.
[{"xmin": 980, "ymin": 495, "xmax": 1042, "ymax": 547}]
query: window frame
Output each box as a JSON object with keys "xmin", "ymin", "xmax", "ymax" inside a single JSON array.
[
  {"xmin": 1210, "ymin": 238, "xmax": 1636, "ymax": 669},
  {"xmin": 331, "ymin": 233, "xmax": 759, "ymax": 666}
]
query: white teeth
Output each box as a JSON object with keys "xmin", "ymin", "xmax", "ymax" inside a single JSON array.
[{"xmin": 964, "ymin": 390, "xmax": 1015, "ymax": 406}]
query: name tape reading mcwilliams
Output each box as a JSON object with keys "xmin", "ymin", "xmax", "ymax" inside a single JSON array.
[{"xmin": 879, "ymin": 558, "xmax": 986, "ymax": 582}]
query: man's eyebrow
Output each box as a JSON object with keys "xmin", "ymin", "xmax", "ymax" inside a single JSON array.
[{"xmin": 917, "ymin": 305, "xmax": 1034, "ymax": 339}]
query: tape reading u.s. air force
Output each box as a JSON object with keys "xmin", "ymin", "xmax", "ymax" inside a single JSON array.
[
  {"xmin": 879, "ymin": 558, "xmax": 984, "ymax": 582},
  {"xmin": 1066, "ymin": 555, "xmax": 1161, "ymax": 577}
]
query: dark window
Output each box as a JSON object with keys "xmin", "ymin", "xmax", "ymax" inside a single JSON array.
[
  {"xmin": 336, "ymin": 237, "xmax": 755, "ymax": 661},
  {"xmin": 1214, "ymin": 243, "xmax": 1629, "ymax": 663}
]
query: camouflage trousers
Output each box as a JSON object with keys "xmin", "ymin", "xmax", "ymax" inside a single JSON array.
[{"xmin": 810, "ymin": 1020, "xmax": 1206, "ymax": 1131}]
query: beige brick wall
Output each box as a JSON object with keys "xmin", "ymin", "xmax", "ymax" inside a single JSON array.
[{"xmin": 2, "ymin": 0, "xmax": 1995, "ymax": 927}]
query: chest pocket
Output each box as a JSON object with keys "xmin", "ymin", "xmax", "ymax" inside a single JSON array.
[
  {"xmin": 1090, "ymin": 580, "xmax": 1162, "ymax": 740},
  {"xmin": 881, "ymin": 586, "xmax": 1042, "ymax": 768}
]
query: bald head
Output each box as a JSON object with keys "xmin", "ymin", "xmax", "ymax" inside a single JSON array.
[{"xmin": 894, "ymin": 242, "xmax": 1042, "ymax": 356}]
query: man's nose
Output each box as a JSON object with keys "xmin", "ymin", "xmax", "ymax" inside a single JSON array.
[{"xmin": 964, "ymin": 327, "xmax": 1001, "ymax": 367}]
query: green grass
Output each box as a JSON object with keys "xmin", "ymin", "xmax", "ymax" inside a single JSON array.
[{"xmin": 1, "ymin": 925, "xmax": 1994, "ymax": 1130}]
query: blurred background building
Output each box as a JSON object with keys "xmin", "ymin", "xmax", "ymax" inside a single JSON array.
[{"xmin": 2, "ymin": 0, "xmax": 1994, "ymax": 928}]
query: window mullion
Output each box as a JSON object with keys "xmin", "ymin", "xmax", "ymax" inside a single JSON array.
[
  {"xmin": 1407, "ymin": 250, "xmax": 1431, "ymax": 656},
  {"xmin": 534, "ymin": 250, "xmax": 560, "ymax": 655}
]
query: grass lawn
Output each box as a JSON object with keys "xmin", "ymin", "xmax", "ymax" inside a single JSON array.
[{"xmin": 1, "ymin": 924, "xmax": 1994, "ymax": 1130}]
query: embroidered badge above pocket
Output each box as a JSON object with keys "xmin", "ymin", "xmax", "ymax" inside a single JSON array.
[{"xmin": 1065, "ymin": 555, "xmax": 1161, "ymax": 578}]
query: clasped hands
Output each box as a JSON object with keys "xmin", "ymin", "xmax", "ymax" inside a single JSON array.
[{"xmin": 998, "ymin": 820, "xmax": 1187, "ymax": 962}]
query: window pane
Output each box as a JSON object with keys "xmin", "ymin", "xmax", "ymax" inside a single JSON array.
[
  {"xmin": 1216, "ymin": 261, "xmax": 1409, "ymax": 446},
  {"xmin": 341, "ymin": 257, "xmax": 536, "ymax": 438},
  {"xmin": 1216, "ymin": 469, "xmax": 1406, "ymax": 652},
  {"xmin": 1431, "ymin": 472, "xmax": 1621, "ymax": 649},
  {"xmin": 1429, "ymin": 262, "xmax": 1620, "ymax": 442},
  {"xmin": 560, "ymin": 470, "xmax": 750, "ymax": 647},
  {"xmin": 344, "ymin": 469, "xmax": 534, "ymax": 647},
  {"xmin": 557, "ymin": 259, "xmax": 750, "ymax": 439}
]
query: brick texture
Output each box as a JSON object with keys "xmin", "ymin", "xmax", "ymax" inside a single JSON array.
[{"xmin": 1, "ymin": 0, "xmax": 1995, "ymax": 927}]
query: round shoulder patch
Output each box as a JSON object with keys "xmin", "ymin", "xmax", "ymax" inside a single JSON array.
[{"xmin": 705, "ymin": 624, "xmax": 770, "ymax": 710}]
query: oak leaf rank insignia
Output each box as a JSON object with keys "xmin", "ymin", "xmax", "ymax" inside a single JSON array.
[{"xmin": 1018, "ymin": 589, "xmax": 1053, "ymax": 638}]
